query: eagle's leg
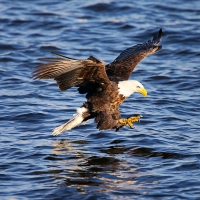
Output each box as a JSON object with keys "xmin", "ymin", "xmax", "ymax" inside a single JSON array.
[{"xmin": 116, "ymin": 115, "xmax": 142, "ymax": 131}]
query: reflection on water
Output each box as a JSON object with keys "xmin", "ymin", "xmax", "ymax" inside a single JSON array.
[
  {"xmin": 51, "ymin": 139, "xmax": 141, "ymax": 192},
  {"xmin": 48, "ymin": 139, "xmax": 181, "ymax": 193}
]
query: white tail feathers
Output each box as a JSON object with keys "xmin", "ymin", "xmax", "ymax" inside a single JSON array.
[{"xmin": 52, "ymin": 107, "xmax": 88, "ymax": 136}]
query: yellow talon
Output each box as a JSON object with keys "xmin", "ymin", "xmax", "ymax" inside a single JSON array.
[
  {"xmin": 116, "ymin": 115, "xmax": 142, "ymax": 130},
  {"xmin": 128, "ymin": 115, "xmax": 141, "ymax": 123},
  {"xmin": 127, "ymin": 121, "xmax": 133, "ymax": 128}
]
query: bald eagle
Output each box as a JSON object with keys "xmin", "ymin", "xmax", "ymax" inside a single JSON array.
[{"xmin": 33, "ymin": 29, "xmax": 162, "ymax": 136}]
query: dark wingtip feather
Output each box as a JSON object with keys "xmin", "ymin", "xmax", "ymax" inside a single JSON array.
[
  {"xmin": 31, "ymin": 71, "xmax": 40, "ymax": 80},
  {"xmin": 51, "ymin": 52, "xmax": 78, "ymax": 60},
  {"xmin": 37, "ymin": 57, "xmax": 62, "ymax": 61},
  {"xmin": 152, "ymin": 28, "xmax": 162, "ymax": 43},
  {"xmin": 158, "ymin": 28, "xmax": 162, "ymax": 40}
]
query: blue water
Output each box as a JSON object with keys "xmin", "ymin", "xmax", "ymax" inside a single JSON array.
[{"xmin": 1, "ymin": 0, "xmax": 200, "ymax": 199}]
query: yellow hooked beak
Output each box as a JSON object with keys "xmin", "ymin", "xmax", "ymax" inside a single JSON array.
[{"xmin": 138, "ymin": 88, "xmax": 147, "ymax": 97}]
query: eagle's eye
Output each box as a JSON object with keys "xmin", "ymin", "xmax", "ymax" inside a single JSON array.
[{"xmin": 136, "ymin": 86, "xmax": 140, "ymax": 88}]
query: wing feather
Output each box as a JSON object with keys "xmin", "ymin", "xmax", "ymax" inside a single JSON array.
[
  {"xmin": 106, "ymin": 28, "xmax": 162, "ymax": 81},
  {"xmin": 33, "ymin": 53, "xmax": 109, "ymax": 91}
]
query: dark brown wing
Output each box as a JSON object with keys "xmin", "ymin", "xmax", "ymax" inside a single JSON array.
[
  {"xmin": 106, "ymin": 28, "xmax": 162, "ymax": 81},
  {"xmin": 33, "ymin": 53, "xmax": 110, "ymax": 91}
]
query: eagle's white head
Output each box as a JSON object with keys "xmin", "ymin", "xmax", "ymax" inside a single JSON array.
[{"xmin": 118, "ymin": 80, "xmax": 147, "ymax": 98}]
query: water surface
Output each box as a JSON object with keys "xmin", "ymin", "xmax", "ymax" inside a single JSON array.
[{"xmin": 0, "ymin": 0, "xmax": 200, "ymax": 199}]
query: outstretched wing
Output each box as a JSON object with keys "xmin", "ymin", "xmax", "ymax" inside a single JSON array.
[
  {"xmin": 33, "ymin": 52, "xmax": 110, "ymax": 91},
  {"xmin": 106, "ymin": 28, "xmax": 162, "ymax": 81}
]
